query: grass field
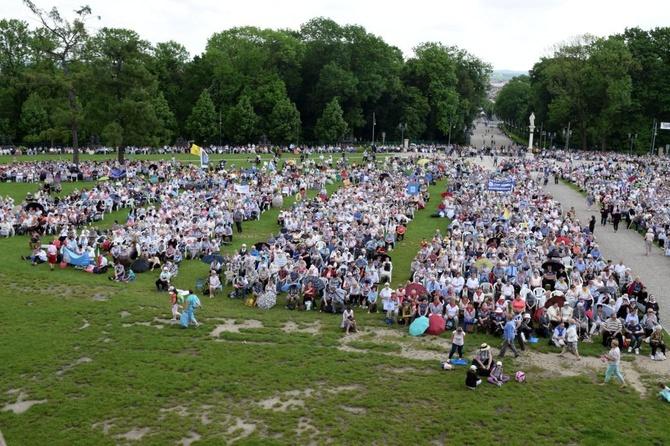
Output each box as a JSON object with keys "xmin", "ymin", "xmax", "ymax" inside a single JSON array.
[{"xmin": 0, "ymin": 153, "xmax": 668, "ymax": 446}]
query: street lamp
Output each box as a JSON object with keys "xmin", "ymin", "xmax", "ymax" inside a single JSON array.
[
  {"xmin": 371, "ymin": 112, "xmax": 376, "ymax": 146},
  {"xmin": 398, "ymin": 123, "xmax": 407, "ymax": 147},
  {"xmin": 563, "ymin": 122, "xmax": 572, "ymax": 150},
  {"xmin": 447, "ymin": 122, "xmax": 456, "ymax": 147},
  {"xmin": 628, "ymin": 133, "xmax": 638, "ymax": 155}
]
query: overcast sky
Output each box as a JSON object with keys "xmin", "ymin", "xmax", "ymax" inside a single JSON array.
[{"xmin": 6, "ymin": 0, "xmax": 670, "ymax": 72}]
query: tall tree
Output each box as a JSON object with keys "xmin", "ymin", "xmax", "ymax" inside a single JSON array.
[
  {"xmin": 268, "ymin": 97, "xmax": 300, "ymax": 144},
  {"xmin": 186, "ymin": 90, "xmax": 218, "ymax": 145},
  {"xmin": 24, "ymin": 1, "xmax": 97, "ymax": 163},
  {"xmin": 314, "ymin": 97, "xmax": 348, "ymax": 143},
  {"xmin": 225, "ymin": 95, "xmax": 259, "ymax": 144}
]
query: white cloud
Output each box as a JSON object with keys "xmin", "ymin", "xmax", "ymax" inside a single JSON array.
[{"xmin": 6, "ymin": 0, "xmax": 670, "ymax": 71}]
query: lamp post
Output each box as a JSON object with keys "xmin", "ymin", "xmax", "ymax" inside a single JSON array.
[
  {"xmin": 628, "ymin": 133, "xmax": 638, "ymax": 155},
  {"xmin": 563, "ymin": 122, "xmax": 572, "ymax": 150},
  {"xmin": 398, "ymin": 123, "xmax": 407, "ymax": 148}
]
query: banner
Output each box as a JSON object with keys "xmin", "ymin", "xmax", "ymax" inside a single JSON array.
[
  {"xmin": 660, "ymin": 122, "xmax": 670, "ymax": 130},
  {"xmin": 201, "ymin": 149, "xmax": 209, "ymax": 168},
  {"xmin": 62, "ymin": 247, "xmax": 92, "ymax": 266},
  {"xmin": 234, "ymin": 184, "xmax": 250, "ymax": 194},
  {"xmin": 190, "ymin": 144, "xmax": 201, "ymax": 156},
  {"xmin": 110, "ymin": 168, "xmax": 126, "ymax": 180},
  {"xmin": 487, "ymin": 180, "xmax": 515, "ymax": 192},
  {"xmin": 407, "ymin": 182, "xmax": 420, "ymax": 195}
]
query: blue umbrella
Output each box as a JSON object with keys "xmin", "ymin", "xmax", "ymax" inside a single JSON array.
[
  {"xmin": 281, "ymin": 282, "xmax": 302, "ymax": 292},
  {"xmin": 409, "ymin": 316, "xmax": 430, "ymax": 336}
]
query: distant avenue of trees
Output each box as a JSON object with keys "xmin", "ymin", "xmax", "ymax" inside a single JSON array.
[
  {"xmin": 0, "ymin": 2, "xmax": 493, "ymax": 163},
  {"xmin": 494, "ymin": 30, "xmax": 670, "ymax": 152}
]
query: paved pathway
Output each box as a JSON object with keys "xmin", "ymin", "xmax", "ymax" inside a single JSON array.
[{"xmin": 468, "ymin": 121, "xmax": 668, "ymax": 319}]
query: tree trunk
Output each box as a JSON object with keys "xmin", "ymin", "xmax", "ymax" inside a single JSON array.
[{"xmin": 118, "ymin": 146, "xmax": 125, "ymax": 165}]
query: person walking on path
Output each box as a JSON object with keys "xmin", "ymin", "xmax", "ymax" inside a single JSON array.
[
  {"xmin": 499, "ymin": 314, "xmax": 520, "ymax": 358},
  {"xmin": 599, "ymin": 339, "xmax": 627, "ymax": 388},
  {"xmin": 589, "ymin": 216, "xmax": 596, "ymax": 235},
  {"xmin": 645, "ymin": 229, "xmax": 654, "ymax": 256}
]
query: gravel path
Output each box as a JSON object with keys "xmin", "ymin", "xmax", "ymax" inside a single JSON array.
[{"xmin": 468, "ymin": 121, "xmax": 668, "ymax": 319}]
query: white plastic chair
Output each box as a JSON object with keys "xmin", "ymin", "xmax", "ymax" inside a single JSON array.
[{"xmin": 533, "ymin": 287, "xmax": 547, "ymax": 308}]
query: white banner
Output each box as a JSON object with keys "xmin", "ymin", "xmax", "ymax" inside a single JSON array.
[
  {"xmin": 661, "ymin": 122, "xmax": 670, "ymax": 130},
  {"xmin": 234, "ymin": 184, "xmax": 250, "ymax": 194}
]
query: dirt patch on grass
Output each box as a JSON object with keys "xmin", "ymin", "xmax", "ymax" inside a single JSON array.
[
  {"xmin": 122, "ymin": 321, "xmax": 164, "ymax": 329},
  {"xmin": 79, "ymin": 319, "xmax": 90, "ymax": 330},
  {"xmin": 257, "ymin": 397, "xmax": 305, "ymax": 412},
  {"xmin": 115, "ymin": 427, "xmax": 150, "ymax": 441},
  {"xmin": 0, "ymin": 428, "xmax": 6, "ymax": 446},
  {"xmin": 56, "ymin": 357, "xmax": 92, "ymax": 376},
  {"xmin": 178, "ymin": 431, "xmax": 201, "ymax": 446},
  {"xmin": 209, "ymin": 319, "xmax": 263, "ymax": 336},
  {"xmin": 342, "ymin": 406, "xmax": 367, "ymax": 415},
  {"xmin": 91, "ymin": 419, "xmax": 117, "ymax": 435},
  {"xmin": 120, "ymin": 311, "xmax": 131, "ymax": 317},
  {"xmin": 226, "ymin": 417, "xmax": 256, "ymax": 442},
  {"xmin": 283, "ymin": 320, "xmax": 322, "ymax": 335},
  {"xmin": 1, "ymin": 392, "xmax": 48, "ymax": 414}
]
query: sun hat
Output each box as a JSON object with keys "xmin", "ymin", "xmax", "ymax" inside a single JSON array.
[
  {"xmin": 523, "ymin": 313, "xmax": 530, "ymax": 319},
  {"xmin": 480, "ymin": 343, "xmax": 490, "ymax": 350},
  {"xmin": 496, "ymin": 361, "xmax": 502, "ymax": 366},
  {"xmin": 470, "ymin": 365, "xmax": 477, "ymax": 371},
  {"xmin": 495, "ymin": 308, "xmax": 504, "ymax": 313}
]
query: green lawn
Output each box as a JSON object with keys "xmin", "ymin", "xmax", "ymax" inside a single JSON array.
[{"xmin": 0, "ymin": 154, "xmax": 668, "ymax": 446}]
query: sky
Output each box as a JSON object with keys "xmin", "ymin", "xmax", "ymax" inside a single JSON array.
[{"xmin": 5, "ymin": 0, "xmax": 670, "ymax": 72}]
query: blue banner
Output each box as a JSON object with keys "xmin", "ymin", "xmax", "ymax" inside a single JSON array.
[
  {"xmin": 407, "ymin": 182, "xmax": 420, "ymax": 195},
  {"xmin": 487, "ymin": 180, "xmax": 515, "ymax": 192},
  {"xmin": 62, "ymin": 247, "xmax": 93, "ymax": 266}
]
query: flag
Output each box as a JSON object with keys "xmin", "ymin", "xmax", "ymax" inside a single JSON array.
[
  {"xmin": 503, "ymin": 208, "xmax": 511, "ymax": 220},
  {"xmin": 190, "ymin": 143, "xmax": 201, "ymax": 156}
]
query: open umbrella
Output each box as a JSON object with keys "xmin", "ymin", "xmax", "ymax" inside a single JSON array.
[
  {"xmin": 555, "ymin": 236, "xmax": 570, "ymax": 245},
  {"xmin": 474, "ymin": 257, "xmax": 493, "ymax": 269},
  {"xmin": 130, "ymin": 258, "xmax": 151, "ymax": 273},
  {"xmin": 405, "ymin": 283, "xmax": 427, "ymax": 296},
  {"xmin": 425, "ymin": 315, "xmax": 446, "ymax": 335},
  {"xmin": 409, "ymin": 316, "xmax": 430, "ymax": 336},
  {"xmin": 417, "ymin": 158, "xmax": 430, "ymax": 165},
  {"xmin": 254, "ymin": 241, "xmax": 270, "ymax": 251},
  {"xmin": 25, "ymin": 202, "xmax": 45, "ymax": 213},
  {"xmin": 302, "ymin": 275, "xmax": 325, "ymax": 291},
  {"xmin": 281, "ymin": 282, "xmax": 302, "ymax": 293},
  {"xmin": 596, "ymin": 286, "xmax": 618, "ymax": 295},
  {"xmin": 544, "ymin": 295, "xmax": 566, "ymax": 308},
  {"xmin": 487, "ymin": 237, "xmax": 500, "ymax": 247},
  {"xmin": 256, "ymin": 291, "xmax": 277, "ymax": 310},
  {"xmin": 201, "ymin": 254, "xmax": 225, "ymax": 264},
  {"xmin": 441, "ymin": 191, "xmax": 453, "ymax": 198},
  {"xmin": 600, "ymin": 305, "xmax": 615, "ymax": 318},
  {"xmin": 542, "ymin": 259, "xmax": 564, "ymax": 271}
]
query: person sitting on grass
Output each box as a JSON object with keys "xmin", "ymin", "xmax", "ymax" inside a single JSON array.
[
  {"xmin": 109, "ymin": 259, "xmax": 127, "ymax": 282},
  {"xmin": 155, "ymin": 266, "xmax": 171, "ymax": 292},
  {"xmin": 658, "ymin": 382, "xmax": 670, "ymax": 403},
  {"xmin": 487, "ymin": 361, "xmax": 509, "ymax": 387},
  {"xmin": 341, "ymin": 305, "xmax": 358, "ymax": 334},
  {"xmin": 472, "ymin": 343, "xmax": 493, "ymax": 376},
  {"xmin": 559, "ymin": 319, "xmax": 581, "ymax": 360},
  {"xmin": 466, "ymin": 365, "xmax": 482, "ymax": 390}
]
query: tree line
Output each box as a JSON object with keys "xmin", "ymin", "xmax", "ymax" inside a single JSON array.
[
  {"xmin": 0, "ymin": 3, "xmax": 492, "ymax": 163},
  {"xmin": 494, "ymin": 29, "xmax": 670, "ymax": 153}
]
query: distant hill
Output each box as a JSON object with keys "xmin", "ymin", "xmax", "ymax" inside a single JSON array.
[{"xmin": 490, "ymin": 70, "xmax": 528, "ymax": 81}]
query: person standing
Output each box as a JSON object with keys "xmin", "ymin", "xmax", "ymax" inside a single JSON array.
[
  {"xmin": 448, "ymin": 327, "xmax": 466, "ymax": 361},
  {"xmin": 644, "ymin": 229, "xmax": 654, "ymax": 256},
  {"xmin": 169, "ymin": 286, "xmax": 182, "ymax": 321},
  {"xmin": 600, "ymin": 205, "xmax": 609, "ymax": 226},
  {"xmin": 233, "ymin": 208, "xmax": 244, "ymax": 233},
  {"xmin": 181, "ymin": 290, "xmax": 202, "ymax": 328},
  {"xmin": 46, "ymin": 240, "xmax": 58, "ymax": 271},
  {"xmin": 611, "ymin": 205, "xmax": 621, "ymax": 232},
  {"xmin": 499, "ymin": 314, "xmax": 520, "ymax": 358},
  {"xmin": 599, "ymin": 339, "xmax": 627, "ymax": 388},
  {"xmin": 589, "ymin": 216, "xmax": 596, "ymax": 235}
]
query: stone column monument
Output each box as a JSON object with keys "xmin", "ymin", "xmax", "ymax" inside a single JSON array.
[{"xmin": 528, "ymin": 112, "xmax": 536, "ymax": 151}]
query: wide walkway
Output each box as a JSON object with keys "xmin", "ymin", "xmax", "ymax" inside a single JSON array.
[{"xmin": 468, "ymin": 121, "xmax": 668, "ymax": 318}]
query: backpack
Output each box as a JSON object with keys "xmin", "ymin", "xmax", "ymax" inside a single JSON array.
[{"xmin": 515, "ymin": 371, "xmax": 526, "ymax": 382}]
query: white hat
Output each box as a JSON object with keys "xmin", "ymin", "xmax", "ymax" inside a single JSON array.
[
  {"xmin": 523, "ymin": 313, "xmax": 530, "ymax": 318},
  {"xmin": 470, "ymin": 365, "xmax": 477, "ymax": 371},
  {"xmin": 496, "ymin": 361, "xmax": 502, "ymax": 366}
]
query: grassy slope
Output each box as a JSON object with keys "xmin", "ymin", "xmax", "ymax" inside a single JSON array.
[{"xmin": 0, "ymin": 154, "xmax": 667, "ymax": 445}]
